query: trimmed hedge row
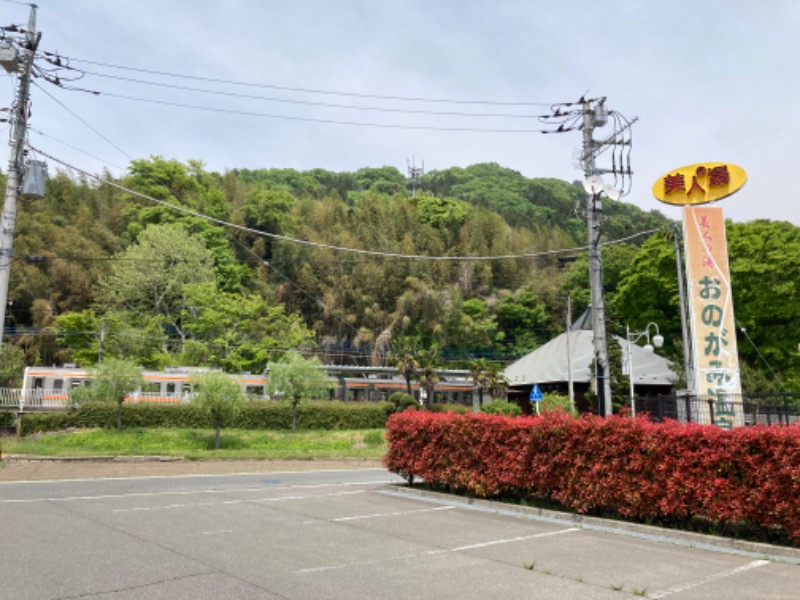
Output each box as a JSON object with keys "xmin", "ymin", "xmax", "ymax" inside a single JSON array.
[
  {"xmin": 20, "ymin": 401, "xmax": 393, "ymax": 435},
  {"xmin": 384, "ymin": 411, "xmax": 800, "ymax": 545}
]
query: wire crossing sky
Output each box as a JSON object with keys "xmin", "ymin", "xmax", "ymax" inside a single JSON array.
[{"xmin": 7, "ymin": 0, "xmax": 800, "ymax": 225}]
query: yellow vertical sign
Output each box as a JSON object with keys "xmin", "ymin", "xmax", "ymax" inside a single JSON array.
[{"xmin": 683, "ymin": 206, "xmax": 743, "ymax": 428}]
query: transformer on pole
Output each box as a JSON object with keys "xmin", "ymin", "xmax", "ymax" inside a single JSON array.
[{"xmin": 541, "ymin": 96, "xmax": 637, "ymax": 416}]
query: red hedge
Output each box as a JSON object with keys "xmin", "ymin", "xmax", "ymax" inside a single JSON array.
[{"xmin": 383, "ymin": 411, "xmax": 800, "ymax": 544}]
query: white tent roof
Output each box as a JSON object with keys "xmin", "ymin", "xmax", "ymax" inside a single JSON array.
[{"xmin": 504, "ymin": 330, "xmax": 678, "ymax": 387}]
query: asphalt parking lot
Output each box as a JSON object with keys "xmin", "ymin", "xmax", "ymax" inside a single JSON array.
[{"xmin": 0, "ymin": 468, "xmax": 797, "ymax": 599}]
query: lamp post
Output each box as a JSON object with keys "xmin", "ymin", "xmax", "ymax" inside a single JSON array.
[{"xmin": 626, "ymin": 323, "xmax": 663, "ymax": 417}]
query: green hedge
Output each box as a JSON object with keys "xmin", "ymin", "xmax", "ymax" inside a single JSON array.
[{"xmin": 19, "ymin": 401, "xmax": 394, "ymax": 435}]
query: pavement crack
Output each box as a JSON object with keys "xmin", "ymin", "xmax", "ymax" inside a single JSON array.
[
  {"xmin": 48, "ymin": 499, "xmax": 291, "ymax": 600},
  {"xmin": 54, "ymin": 571, "xmax": 218, "ymax": 599}
]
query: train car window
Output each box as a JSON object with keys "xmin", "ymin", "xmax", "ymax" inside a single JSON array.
[
  {"xmin": 70, "ymin": 379, "xmax": 84, "ymax": 389},
  {"xmin": 246, "ymin": 385, "xmax": 265, "ymax": 397},
  {"xmin": 33, "ymin": 377, "xmax": 44, "ymax": 389},
  {"xmin": 166, "ymin": 382, "xmax": 176, "ymax": 394},
  {"xmin": 53, "ymin": 379, "xmax": 64, "ymax": 391},
  {"xmin": 182, "ymin": 383, "xmax": 192, "ymax": 395}
]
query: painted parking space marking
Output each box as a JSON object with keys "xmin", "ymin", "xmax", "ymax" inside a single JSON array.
[
  {"xmin": 111, "ymin": 489, "xmax": 366, "ymax": 513},
  {"xmin": 0, "ymin": 480, "xmax": 391, "ymax": 504},
  {"xmin": 649, "ymin": 559, "xmax": 770, "ymax": 598},
  {"xmin": 302, "ymin": 505, "xmax": 455, "ymax": 524},
  {"xmin": 297, "ymin": 527, "xmax": 578, "ymax": 573}
]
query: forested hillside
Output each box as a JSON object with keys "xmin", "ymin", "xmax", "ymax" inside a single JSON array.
[{"xmin": 2, "ymin": 159, "xmax": 798, "ymax": 393}]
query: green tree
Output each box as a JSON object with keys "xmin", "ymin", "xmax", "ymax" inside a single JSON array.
[
  {"xmin": 190, "ymin": 371, "xmax": 246, "ymax": 450},
  {"xmin": 495, "ymin": 289, "xmax": 549, "ymax": 355},
  {"xmin": 53, "ymin": 310, "xmax": 101, "ymax": 365},
  {"xmin": 267, "ymin": 351, "xmax": 333, "ymax": 431},
  {"xmin": 417, "ymin": 347, "xmax": 441, "ymax": 408},
  {"xmin": 99, "ymin": 223, "xmax": 217, "ymax": 353},
  {"xmin": 613, "ymin": 221, "xmax": 800, "ymax": 392},
  {"xmin": 469, "ymin": 358, "xmax": 491, "ymax": 409},
  {"xmin": 389, "ymin": 338, "xmax": 420, "ymax": 396},
  {"xmin": 179, "ymin": 282, "xmax": 314, "ymax": 373},
  {"xmin": 487, "ymin": 362, "xmax": 508, "ymax": 401},
  {"xmin": 79, "ymin": 358, "xmax": 143, "ymax": 431},
  {"xmin": 0, "ymin": 343, "xmax": 25, "ymax": 387}
]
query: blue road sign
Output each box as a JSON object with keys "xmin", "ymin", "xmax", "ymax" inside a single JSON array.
[{"xmin": 529, "ymin": 384, "xmax": 543, "ymax": 402}]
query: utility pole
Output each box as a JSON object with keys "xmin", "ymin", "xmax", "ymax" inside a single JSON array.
[
  {"xmin": 581, "ymin": 98, "xmax": 613, "ymax": 417},
  {"xmin": 542, "ymin": 95, "xmax": 636, "ymax": 416},
  {"xmin": 407, "ymin": 156, "xmax": 424, "ymax": 198},
  {"xmin": 566, "ymin": 295, "xmax": 575, "ymax": 414},
  {"xmin": 0, "ymin": 4, "xmax": 38, "ymax": 356},
  {"xmin": 673, "ymin": 223, "xmax": 694, "ymax": 395}
]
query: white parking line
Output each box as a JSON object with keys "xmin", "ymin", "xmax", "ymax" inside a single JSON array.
[
  {"xmin": 0, "ymin": 480, "xmax": 392, "ymax": 504},
  {"xmin": 302, "ymin": 505, "xmax": 455, "ymax": 524},
  {"xmin": 111, "ymin": 490, "xmax": 367, "ymax": 513},
  {"xmin": 297, "ymin": 527, "xmax": 577, "ymax": 573},
  {"xmin": 649, "ymin": 560, "xmax": 770, "ymax": 598}
]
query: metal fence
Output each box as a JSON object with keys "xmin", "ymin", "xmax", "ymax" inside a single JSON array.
[
  {"xmin": 635, "ymin": 394, "xmax": 800, "ymax": 427},
  {"xmin": 0, "ymin": 389, "xmax": 192, "ymax": 412}
]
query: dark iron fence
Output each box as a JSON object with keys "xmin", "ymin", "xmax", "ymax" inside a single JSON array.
[{"xmin": 635, "ymin": 393, "xmax": 800, "ymax": 427}]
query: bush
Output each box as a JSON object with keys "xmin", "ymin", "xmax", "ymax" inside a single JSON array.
[
  {"xmin": 428, "ymin": 403, "xmax": 469, "ymax": 414},
  {"xmin": 480, "ymin": 399, "xmax": 522, "ymax": 417},
  {"xmin": 389, "ymin": 392, "xmax": 419, "ymax": 413},
  {"xmin": 384, "ymin": 411, "xmax": 800, "ymax": 546},
  {"xmin": 539, "ymin": 392, "xmax": 577, "ymax": 416},
  {"xmin": 19, "ymin": 401, "xmax": 394, "ymax": 435}
]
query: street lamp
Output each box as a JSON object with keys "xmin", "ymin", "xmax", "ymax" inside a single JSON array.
[{"xmin": 626, "ymin": 323, "xmax": 663, "ymax": 417}]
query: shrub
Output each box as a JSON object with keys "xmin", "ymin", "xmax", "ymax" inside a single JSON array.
[
  {"xmin": 539, "ymin": 392, "xmax": 576, "ymax": 416},
  {"xmin": 384, "ymin": 411, "xmax": 800, "ymax": 545},
  {"xmin": 480, "ymin": 399, "xmax": 522, "ymax": 416},
  {"xmin": 428, "ymin": 403, "xmax": 469, "ymax": 414},
  {"xmin": 389, "ymin": 392, "xmax": 419, "ymax": 413},
  {"xmin": 19, "ymin": 401, "xmax": 394, "ymax": 435}
]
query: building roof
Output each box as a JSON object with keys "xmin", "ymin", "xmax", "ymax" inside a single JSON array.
[{"xmin": 503, "ymin": 330, "xmax": 678, "ymax": 387}]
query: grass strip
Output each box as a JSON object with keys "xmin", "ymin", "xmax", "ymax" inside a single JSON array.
[{"xmin": 1, "ymin": 428, "xmax": 387, "ymax": 460}]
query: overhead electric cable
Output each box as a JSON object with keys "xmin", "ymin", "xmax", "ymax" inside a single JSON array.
[
  {"xmin": 31, "ymin": 148, "xmax": 660, "ymax": 261},
  {"xmin": 64, "ymin": 56, "xmax": 559, "ymax": 107},
  {"xmin": 72, "ymin": 70, "xmax": 550, "ymax": 120},
  {"xmin": 55, "ymin": 89, "xmax": 569, "ymax": 134},
  {"xmin": 28, "ymin": 127, "xmax": 127, "ymax": 172},
  {"xmin": 32, "ymin": 81, "xmax": 132, "ymax": 161},
  {"xmin": 737, "ymin": 324, "xmax": 786, "ymax": 391}
]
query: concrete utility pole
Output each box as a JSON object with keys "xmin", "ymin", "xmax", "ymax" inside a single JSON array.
[
  {"xmin": 581, "ymin": 98, "xmax": 613, "ymax": 416},
  {"xmin": 0, "ymin": 4, "xmax": 37, "ymax": 356},
  {"xmin": 543, "ymin": 95, "xmax": 635, "ymax": 416}
]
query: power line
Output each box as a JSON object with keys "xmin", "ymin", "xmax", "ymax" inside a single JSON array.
[
  {"xmin": 28, "ymin": 127, "xmax": 128, "ymax": 172},
  {"xmin": 62, "ymin": 55, "xmax": 558, "ymax": 107},
  {"xmin": 32, "ymin": 81, "xmax": 132, "ymax": 161},
  {"xmin": 34, "ymin": 146, "xmax": 627, "ymax": 262},
  {"xmin": 71, "ymin": 69, "xmax": 551, "ymax": 120},
  {"xmin": 54, "ymin": 89, "xmax": 569, "ymax": 134}
]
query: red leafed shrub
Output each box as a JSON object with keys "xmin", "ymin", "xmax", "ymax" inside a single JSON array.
[{"xmin": 383, "ymin": 411, "xmax": 800, "ymax": 544}]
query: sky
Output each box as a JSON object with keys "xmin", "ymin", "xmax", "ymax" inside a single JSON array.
[{"xmin": 4, "ymin": 0, "xmax": 799, "ymax": 225}]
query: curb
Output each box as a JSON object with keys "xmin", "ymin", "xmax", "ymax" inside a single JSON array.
[
  {"xmin": 2, "ymin": 454, "xmax": 186, "ymax": 463},
  {"xmin": 382, "ymin": 484, "xmax": 800, "ymax": 565}
]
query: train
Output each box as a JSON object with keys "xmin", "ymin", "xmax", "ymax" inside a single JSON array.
[{"xmin": 17, "ymin": 364, "xmax": 477, "ymax": 410}]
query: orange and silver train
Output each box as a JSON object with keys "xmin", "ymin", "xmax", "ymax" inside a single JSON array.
[{"xmin": 19, "ymin": 365, "xmax": 476, "ymax": 409}]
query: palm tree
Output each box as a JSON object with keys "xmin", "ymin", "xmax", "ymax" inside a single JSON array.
[
  {"xmin": 417, "ymin": 347, "xmax": 441, "ymax": 409},
  {"xmin": 470, "ymin": 358, "xmax": 491, "ymax": 408},
  {"xmin": 487, "ymin": 363, "xmax": 508, "ymax": 401},
  {"xmin": 390, "ymin": 337, "xmax": 419, "ymax": 397}
]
